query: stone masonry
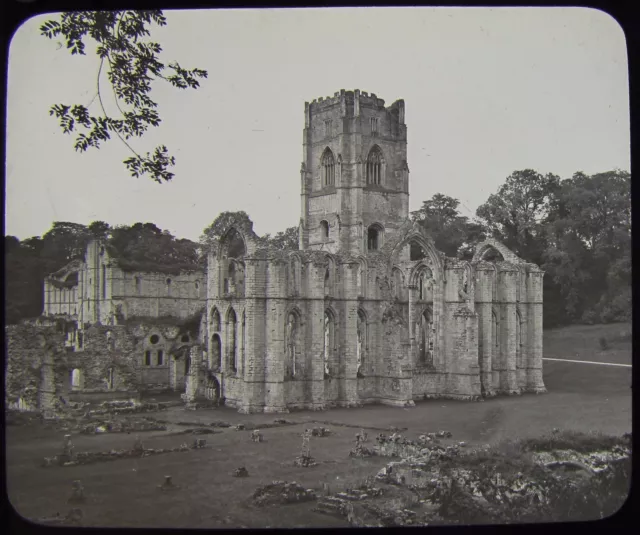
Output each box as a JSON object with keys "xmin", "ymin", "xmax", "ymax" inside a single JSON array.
[
  {"xmin": 204, "ymin": 89, "xmax": 546, "ymax": 413},
  {"xmin": 6, "ymin": 89, "xmax": 545, "ymax": 415}
]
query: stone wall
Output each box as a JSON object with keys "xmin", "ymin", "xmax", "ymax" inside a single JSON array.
[{"xmin": 5, "ymin": 315, "xmax": 201, "ymax": 415}]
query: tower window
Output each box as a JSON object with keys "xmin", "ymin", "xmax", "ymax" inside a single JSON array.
[
  {"xmin": 370, "ymin": 117, "xmax": 379, "ymax": 136},
  {"xmin": 366, "ymin": 146, "xmax": 383, "ymax": 185},
  {"xmin": 321, "ymin": 148, "xmax": 335, "ymax": 187},
  {"xmin": 320, "ymin": 220, "xmax": 329, "ymax": 240},
  {"xmin": 367, "ymin": 224, "xmax": 383, "ymax": 251},
  {"xmin": 157, "ymin": 350, "xmax": 164, "ymax": 366},
  {"xmin": 144, "ymin": 350, "xmax": 151, "ymax": 366}
]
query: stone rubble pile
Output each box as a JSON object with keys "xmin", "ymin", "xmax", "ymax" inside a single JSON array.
[
  {"xmin": 233, "ymin": 466, "xmax": 249, "ymax": 477},
  {"xmin": 252, "ymin": 481, "xmax": 317, "ymax": 507},
  {"xmin": 43, "ymin": 438, "xmax": 203, "ymax": 467},
  {"xmin": 80, "ymin": 417, "xmax": 167, "ymax": 435}
]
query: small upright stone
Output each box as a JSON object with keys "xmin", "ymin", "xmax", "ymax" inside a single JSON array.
[
  {"xmin": 234, "ymin": 466, "xmax": 249, "ymax": 477},
  {"xmin": 67, "ymin": 480, "xmax": 85, "ymax": 504},
  {"xmin": 158, "ymin": 475, "xmax": 180, "ymax": 490}
]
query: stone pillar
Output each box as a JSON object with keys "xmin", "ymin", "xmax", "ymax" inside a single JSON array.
[
  {"xmin": 307, "ymin": 260, "xmax": 327, "ymax": 410},
  {"xmin": 39, "ymin": 350, "xmax": 57, "ymax": 420},
  {"xmin": 184, "ymin": 345, "xmax": 202, "ymax": 408},
  {"xmin": 238, "ymin": 258, "xmax": 267, "ymax": 413},
  {"xmin": 264, "ymin": 259, "xmax": 288, "ymax": 413},
  {"xmin": 340, "ymin": 262, "xmax": 360, "ymax": 407},
  {"xmin": 497, "ymin": 264, "xmax": 519, "ymax": 394},
  {"xmin": 474, "ymin": 263, "xmax": 496, "ymax": 397},
  {"xmin": 525, "ymin": 267, "xmax": 546, "ymax": 393}
]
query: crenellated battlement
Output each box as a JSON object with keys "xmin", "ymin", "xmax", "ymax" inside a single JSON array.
[{"xmin": 305, "ymin": 89, "xmax": 401, "ymax": 117}]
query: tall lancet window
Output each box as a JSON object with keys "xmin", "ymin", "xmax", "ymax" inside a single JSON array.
[
  {"xmin": 285, "ymin": 312, "xmax": 299, "ymax": 378},
  {"xmin": 322, "ymin": 148, "xmax": 335, "ymax": 186},
  {"xmin": 357, "ymin": 310, "xmax": 367, "ymax": 375},
  {"xmin": 228, "ymin": 308, "xmax": 238, "ymax": 374},
  {"xmin": 366, "ymin": 146, "xmax": 383, "ymax": 185},
  {"xmin": 323, "ymin": 311, "xmax": 334, "ymax": 377}
]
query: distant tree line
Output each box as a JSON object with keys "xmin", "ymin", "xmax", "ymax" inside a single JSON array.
[{"xmin": 5, "ymin": 169, "xmax": 629, "ymax": 328}]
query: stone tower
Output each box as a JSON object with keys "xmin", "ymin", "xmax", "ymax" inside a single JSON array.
[{"xmin": 299, "ymin": 90, "xmax": 410, "ymax": 256}]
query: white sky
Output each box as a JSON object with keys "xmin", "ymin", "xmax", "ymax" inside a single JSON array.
[{"xmin": 5, "ymin": 7, "xmax": 629, "ymax": 242}]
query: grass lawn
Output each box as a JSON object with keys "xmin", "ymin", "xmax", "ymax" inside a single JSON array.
[{"xmin": 6, "ymin": 322, "xmax": 632, "ymax": 528}]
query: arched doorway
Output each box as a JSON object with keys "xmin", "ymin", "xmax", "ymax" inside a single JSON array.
[{"xmin": 205, "ymin": 375, "xmax": 220, "ymax": 403}]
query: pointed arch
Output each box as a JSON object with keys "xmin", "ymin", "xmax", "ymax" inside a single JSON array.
[
  {"xmin": 285, "ymin": 307, "xmax": 303, "ymax": 379},
  {"xmin": 365, "ymin": 144, "xmax": 385, "ymax": 185},
  {"xmin": 321, "ymin": 147, "xmax": 336, "ymax": 186},
  {"xmin": 218, "ymin": 226, "xmax": 247, "ymax": 260},
  {"xmin": 416, "ymin": 307, "xmax": 434, "ymax": 367},
  {"xmin": 357, "ymin": 308, "xmax": 368, "ymax": 375},
  {"xmin": 210, "ymin": 307, "xmax": 221, "ymax": 332},
  {"xmin": 472, "ymin": 238, "xmax": 523, "ymax": 265},
  {"xmin": 226, "ymin": 307, "xmax": 238, "ymax": 374},
  {"xmin": 390, "ymin": 230, "xmax": 444, "ymax": 278},
  {"xmin": 210, "ymin": 333, "xmax": 222, "ymax": 370},
  {"xmin": 323, "ymin": 307, "xmax": 337, "ymax": 377}
]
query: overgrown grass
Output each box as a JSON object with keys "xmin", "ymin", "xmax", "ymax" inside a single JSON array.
[{"xmin": 544, "ymin": 322, "xmax": 631, "ymax": 364}]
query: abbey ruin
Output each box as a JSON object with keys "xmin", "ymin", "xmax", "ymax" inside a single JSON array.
[{"xmin": 5, "ymin": 89, "xmax": 546, "ymax": 416}]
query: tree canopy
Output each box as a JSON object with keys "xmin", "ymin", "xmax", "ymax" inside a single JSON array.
[
  {"xmin": 5, "ymin": 169, "xmax": 630, "ymax": 328},
  {"xmin": 41, "ymin": 10, "xmax": 208, "ymax": 183}
]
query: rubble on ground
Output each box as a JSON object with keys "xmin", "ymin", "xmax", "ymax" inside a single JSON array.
[
  {"xmin": 234, "ymin": 466, "xmax": 249, "ymax": 478},
  {"xmin": 43, "ymin": 438, "xmax": 206, "ymax": 467},
  {"xmin": 252, "ymin": 481, "xmax": 317, "ymax": 507}
]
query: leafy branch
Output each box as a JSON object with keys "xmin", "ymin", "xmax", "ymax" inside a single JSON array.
[{"xmin": 41, "ymin": 10, "xmax": 208, "ymax": 183}]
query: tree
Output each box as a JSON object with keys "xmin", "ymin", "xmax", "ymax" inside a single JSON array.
[
  {"xmin": 476, "ymin": 169, "xmax": 561, "ymax": 264},
  {"xmin": 411, "ymin": 193, "xmax": 486, "ymax": 258},
  {"xmin": 108, "ymin": 223, "xmax": 200, "ymax": 273},
  {"xmin": 268, "ymin": 226, "xmax": 299, "ymax": 251},
  {"xmin": 40, "ymin": 11, "xmax": 208, "ymax": 183},
  {"xmin": 541, "ymin": 170, "xmax": 631, "ymax": 324}
]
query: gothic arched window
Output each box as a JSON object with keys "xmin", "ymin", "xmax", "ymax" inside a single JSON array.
[
  {"xmin": 211, "ymin": 307, "xmax": 221, "ymax": 332},
  {"xmin": 227, "ymin": 308, "xmax": 238, "ymax": 374},
  {"xmin": 366, "ymin": 146, "xmax": 383, "ymax": 185},
  {"xmin": 322, "ymin": 148, "xmax": 335, "ymax": 187},
  {"xmin": 357, "ymin": 310, "xmax": 367, "ymax": 375},
  {"xmin": 323, "ymin": 310, "xmax": 335, "ymax": 377}
]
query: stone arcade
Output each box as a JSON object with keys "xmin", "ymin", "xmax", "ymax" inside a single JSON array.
[
  {"xmin": 4, "ymin": 89, "xmax": 545, "ymax": 416},
  {"xmin": 205, "ymin": 89, "xmax": 545, "ymax": 413}
]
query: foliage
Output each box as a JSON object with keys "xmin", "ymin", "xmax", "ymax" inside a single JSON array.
[
  {"xmin": 200, "ymin": 211, "xmax": 298, "ymax": 253},
  {"xmin": 477, "ymin": 169, "xmax": 630, "ymax": 327},
  {"xmin": 107, "ymin": 223, "xmax": 200, "ymax": 274},
  {"xmin": 476, "ymin": 169, "xmax": 561, "ymax": 263},
  {"xmin": 411, "ymin": 193, "xmax": 486, "ymax": 259},
  {"xmin": 4, "ymin": 221, "xmax": 200, "ymax": 324},
  {"xmin": 40, "ymin": 11, "xmax": 208, "ymax": 183}
]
